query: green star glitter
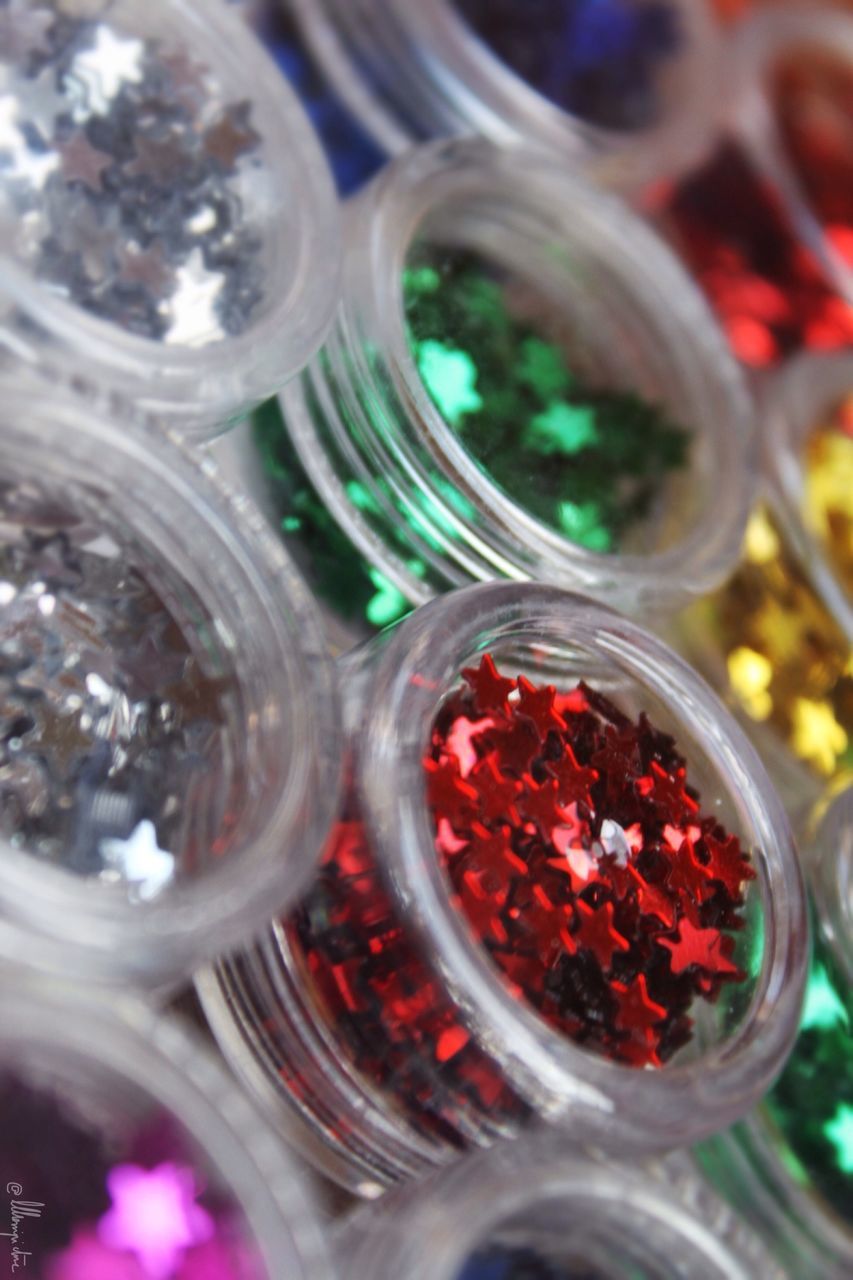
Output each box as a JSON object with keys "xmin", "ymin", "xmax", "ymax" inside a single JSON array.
[
  {"xmin": 252, "ymin": 398, "xmax": 414, "ymax": 635},
  {"xmin": 745, "ymin": 918, "xmax": 852, "ymax": 1227},
  {"xmin": 404, "ymin": 245, "xmax": 691, "ymax": 554}
]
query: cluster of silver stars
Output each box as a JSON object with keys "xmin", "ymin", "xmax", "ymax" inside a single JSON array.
[
  {"xmin": 0, "ymin": 0, "xmax": 265, "ymax": 347},
  {"xmin": 0, "ymin": 476, "xmax": 238, "ymax": 901}
]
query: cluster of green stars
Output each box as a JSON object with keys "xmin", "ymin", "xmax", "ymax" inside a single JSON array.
[
  {"xmin": 404, "ymin": 246, "xmax": 690, "ymax": 553},
  {"xmin": 763, "ymin": 923, "xmax": 853, "ymax": 1219}
]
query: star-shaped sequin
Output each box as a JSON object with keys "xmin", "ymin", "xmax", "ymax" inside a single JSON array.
[
  {"xmin": 574, "ymin": 899, "xmax": 630, "ymax": 970},
  {"xmin": 164, "ymin": 248, "xmax": 225, "ymax": 348},
  {"xmin": 98, "ymin": 1162, "xmax": 213, "ymax": 1280},
  {"xmin": 612, "ymin": 974, "xmax": 667, "ymax": 1034},
  {"xmin": 58, "ymin": 131, "xmax": 111, "ymax": 190},
  {"xmin": 546, "ymin": 742, "xmax": 598, "ymax": 809},
  {"xmin": 64, "ymin": 24, "xmax": 145, "ymax": 120},
  {"xmin": 461, "ymin": 654, "xmax": 515, "ymax": 713},
  {"xmin": 470, "ymin": 753, "xmax": 522, "ymax": 824},
  {"xmin": 659, "ymin": 917, "xmax": 742, "ymax": 978},
  {"xmin": 424, "ymin": 757, "xmax": 478, "ymax": 831},
  {"xmin": 516, "ymin": 675, "xmax": 567, "ymax": 738},
  {"xmin": 702, "ymin": 832, "xmax": 755, "ymax": 898},
  {"xmin": 0, "ymin": 2, "xmax": 54, "ymax": 62}
]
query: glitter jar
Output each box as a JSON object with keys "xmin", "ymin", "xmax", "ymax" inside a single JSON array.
[
  {"xmin": 732, "ymin": 5, "xmax": 853, "ymax": 306},
  {"xmin": 0, "ymin": 977, "xmax": 335, "ymax": 1279},
  {"xmin": 339, "ymin": 1137, "xmax": 784, "ymax": 1279},
  {"xmin": 288, "ymin": 0, "xmax": 722, "ymax": 192},
  {"xmin": 267, "ymin": 139, "xmax": 754, "ymax": 641},
  {"xmin": 0, "ymin": 0, "xmax": 340, "ymax": 437},
  {"xmin": 200, "ymin": 581, "xmax": 807, "ymax": 1195},
  {"xmin": 694, "ymin": 787, "xmax": 853, "ymax": 1280},
  {"xmin": 0, "ymin": 379, "xmax": 339, "ymax": 989},
  {"xmin": 674, "ymin": 351, "xmax": 853, "ymax": 818}
]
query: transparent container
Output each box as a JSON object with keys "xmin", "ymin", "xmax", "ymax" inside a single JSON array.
[
  {"xmin": 694, "ymin": 787, "xmax": 853, "ymax": 1280},
  {"xmin": 0, "ymin": 0, "xmax": 340, "ymax": 437},
  {"xmin": 0, "ymin": 377, "xmax": 340, "ymax": 989},
  {"xmin": 288, "ymin": 0, "xmax": 723, "ymax": 193},
  {"xmin": 671, "ymin": 352, "xmax": 853, "ymax": 825},
  {"xmin": 199, "ymin": 581, "xmax": 807, "ymax": 1196},
  {"xmin": 270, "ymin": 137, "xmax": 754, "ymax": 641},
  {"xmin": 764, "ymin": 350, "xmax": 853, "ymax": 641},
  {"xmin": 0, "ymin": 976, "xmax": 335, "ymax": 1280},
  {"xmin": 731, "ymin": 4, "xmax": 853, "ymax": 310},
  {"xmin": 339, "ymin": 1135, "xmax": 785, "ymax": 1279}
]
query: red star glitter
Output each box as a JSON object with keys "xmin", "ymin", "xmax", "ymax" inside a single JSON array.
[
  {"xmin": 659, "ymin": 917, "xmax": 742, "ymax": 979},
  {"xmin": 426, "ymin": 661, "xmax": 754, "ymax": 1068}
]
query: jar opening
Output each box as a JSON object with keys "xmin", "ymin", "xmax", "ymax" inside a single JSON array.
[{"xmin": 403, "ymin": 233, "xmax": 695, "ymax": 557}]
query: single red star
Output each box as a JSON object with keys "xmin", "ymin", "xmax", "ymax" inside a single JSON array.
[
  {"xmin": 574, "ymin": 899, "xmax": 630, "ymax": 970},
  {"xmin": 461, "ymin": 654, "xmax": 516, "ymax": 713},
  {"xmin": 702, "ymin": 833, "xmax": 755, "ymax": 898},
  {"xmin": 663, "ymin": 837, "xmax": 715, "ymax": 906},
  {"xmin": 638, "ymin": 761, "xmax": 700, "ymax": 824},
  {"xmin": 470, "ymin": 753, "xmax": 522, "ymax": 824},
  {"xmin": 518, "ymin": 777, "xmax": 572, "ymax": 840},
  {"xmin": 516, "ymin": 676, "xmax": 567, "ymax": 738},
  {"xmin": 591, "ymin": 726, "xmax": 639, "ymax": 798},
  {"xmin": 612, "ymin": 974, "xmax": 667, "ymax": 1033},
  {"xmin": 546, "ymin": 743, "xmax": 599, "ymax": 809},
  {"xmin": 659, "ymin": 917, "xmax": 742, "ymax": 977},
  {"xmin": 628, "ymin": 866, "xmax": 675, "ymax": 928},
  {"xmin": 457, "ymin": 822, "xmax": 527, "ymax": 882},
  {"xmin": 488, "ymin": 717, "xmax": 541, "ymax": 777},
  {"xmin": 424, "ymin": 757, "xmax": 478, "ymax": 830}
]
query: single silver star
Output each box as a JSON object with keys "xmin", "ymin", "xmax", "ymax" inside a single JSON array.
[
  {"xmin": 12, "ymin": 65, "xmax": 69, "ymax": 146},
  {"xmin": 0, "ymin": 90, "xmax": 58, "ymax": 189},
  {"xmin": 0, "ymin": 2, "xmax": 54, "ymax": 64},
  {"xmin": 164, "ymin": 248, "xmax": 225, "ymax": 348},
  {"xmin": 100, "ymin": 818, "xmax": 175, "ymax": 900},
  {"xmin": 63, "ymin": 24, "xmax": 145, "ymax": 121},
  {"xmin": 58, "ymin": 129, "xmax": 111, "ymax": 190}
]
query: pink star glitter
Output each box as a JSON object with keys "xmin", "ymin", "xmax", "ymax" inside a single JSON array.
[{"xmin": 99, "ymin": 1163, "xmax": 213, "ymax": 1279}]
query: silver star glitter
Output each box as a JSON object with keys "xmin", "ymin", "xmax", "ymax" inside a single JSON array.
[
  {"xmin": 0, "ymin": 1, "xmax": 54, "ymax": 64},
  {"xmin": 0, "ymin": 479, "xmax": 237, "ymax": 887},
  {"xmin": 1, "ymin": 10, "xmax": 266, "ymax": 344},
  {"xmin": 164, "ymin": 248, "xmax": 225, "ymax": 348},
  {"xmin": 63, "ymin": 24, "xmax": 145, "ymax": 121}
]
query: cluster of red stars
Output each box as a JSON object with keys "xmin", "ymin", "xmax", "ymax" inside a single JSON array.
[
  {"xmin": 652, "ymin": 143, "xmax": 853, "ymax": 369},
  {"xmin": 427, "ymin": 656, "xmax": 755, "ymax": 1068}
]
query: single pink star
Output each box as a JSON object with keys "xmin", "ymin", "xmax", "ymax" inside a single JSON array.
[{"xmin": 99, "ymin": 1163, "xmax": 214, "ymax": 1279}]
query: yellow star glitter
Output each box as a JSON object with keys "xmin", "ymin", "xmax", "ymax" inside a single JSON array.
[{"xmin": 791, "ymin": 698, "xmax": 849, "ymax": 775}]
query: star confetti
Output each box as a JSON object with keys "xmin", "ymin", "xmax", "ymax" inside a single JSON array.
[{"xmin": 427, "ymin": 659, "xmax": 754, "ymax": 1068}]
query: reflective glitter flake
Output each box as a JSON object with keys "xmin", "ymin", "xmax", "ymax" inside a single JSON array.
[{"xmin": 427, "ymin": 658, "xmax": 753, "ymax": 1067}]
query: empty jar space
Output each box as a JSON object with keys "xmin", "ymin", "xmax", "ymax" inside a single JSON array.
[
  {"xmin": 451, "ymin": 0, "xmax": 684, "ymax": 131},
  {"xmin": 0, "ymin": 469, "xmax": 245, "ymax": 902},
  {"xmin": 403, "ymin": 231, "xmax": 697, "ymax": 557}
]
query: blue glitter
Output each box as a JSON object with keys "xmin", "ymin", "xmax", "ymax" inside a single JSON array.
[
  {"xmin": 257, "ymin": 7, "xmax": 384, "ymax": 195},
  {"xmin": 455, "ymin": 0, "xmax": 682, "ymax": 130}
]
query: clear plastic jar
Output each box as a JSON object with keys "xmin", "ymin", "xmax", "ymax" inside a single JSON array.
[
  {"xmin": 0, "ymin": 0, "xmax": 340, "ymax": 437},
  {"xmin": 0, "ymin": 976, "xmax": 335, "ymax": 1280},
  {"xmin": 0, "ymin": 377, "xmax": 340, "ymax": 989},
  {"xmin": 694, "ymin": 787, "xmax": 853, "ymax": 1280},
  {"xmin": 267, "ymin": 138, "xmax": 754, "ymax": 643},
  {"xmin": 288, "ymin": 0, "xmax": 723, "ymax": 193},
  {"xmin": 339, "ymin": 1136, "xmax": 785, "ymax": 1279},
  {"xmin": 199, "ymin": 581, "xmax": 807, "ymax": 1196},
  {"xmin": 672, "ymin": 352, "xmax": 853, "ymax": 823},
  {"xmin": 731, "ymin": 4, "xmax": 853, "ymax": 309}
]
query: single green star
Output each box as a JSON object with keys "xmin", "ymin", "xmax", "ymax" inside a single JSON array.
[
  {"xmin": 825, "ymin": 1103, "xmax": 853, "ymax": 1175},
  {"xmin": 416, "ymin": 340, "xmax": 483, "ymax": 427},
  {"xmin": 800, "ymin": 961, "xmax": 849, "ymax": 1033}
]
